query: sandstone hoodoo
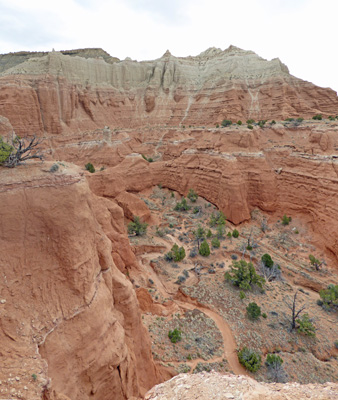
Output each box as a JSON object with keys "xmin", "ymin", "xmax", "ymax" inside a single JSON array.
[{"xmin": 1, "ymin": 47, "xmax": 338, "ymax": 400}]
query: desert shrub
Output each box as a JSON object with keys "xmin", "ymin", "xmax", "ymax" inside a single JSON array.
[
  {"xmin": 261, "ymin": 253, "xmax": 274, "ymax": 269},
  {"xmin": 312, "ymin": 114, "xmax": 322, "ymax": 120},
  {"xmin": 221, "ymin": 119, "xmax": 232, "ymax": 127},
  {"xmin": 216, "ymin": 224, "xmax": 225, "ymax": 239},
  {"xmin": 270, "ymin": 120, "xmax": 276, "ymax": 125},
  {"xmin": 239, "ymin": 291, "xmax": 246, "ymax": 300},
  {"xmin": 309, "ymin": 254, "xmax": 322, "ymax": 270},
  {"xmin": 127, "ymin": 216, "xmax": 148, "ymax": 236},
  {"xmin": 262, "ymin": 312, "xmax": 267, "ymax": 318},
  {"xmin": 199, "ymin": 240, "xmax": 210, "ymax": 257},
  {"xmin": 187, "ymin": 188, "xmax": 198, "ymax": 202},
  {"xmin": 265, "ymin": 354, "xmax": 287, "ymax": 382},
  {"xmin": 246, "ymin": 302, "xmax": 261, "ymax": 320},
  {"xmin": 296, "ymin": 117, "xmax": 304, "ymax": 122},
  {"xmin": 174, "ymin": 197, "xmax": 190, "ymax": 211},
  {"xmin": 247, "ymin": 124, "xmax": 254, "ymax": 130},
  {"xmin": 168, "ymin": 328, "xmax": 182, "ymax": 343},
  {"xmin": 166, "ymin": 244, "xmax": 186, "ymax": 262},
  {"xmin": 49, "ymin": 163, "xmax": 59, "ymax": 173},
  {"xmin": 232, "ymin": 229, "xmax": 239, "ymax": 238},
  {"xmin": 319, "ymin": 284, "xmax": 338, "ymax": 309},
  {"xmin": 211, "ymin": 237, "xmax": 220, "ymax": 248},
  {"xmin": 296, "ymin": 313, "xmax": 316, "ymax": 337},
  {"xmin": 216, "ymin": 124, "xmax": 219, "ymax": 128},
  {"xmin": 281, "ymin": 214, "xmax": 292, "ymax": 225},
  {"xmin": 141, "ymin": 154, "xmax": 153, "ymax": 162},
  {"xmin": 246, "ymin": 119, "xmax": 255, "ymax": 124},
  {"xmin": 193, "ymin": 206, "xmax": 200, "ymax": 214},
  {"xmin": 231, "ymin": 254, "xmax": 238, "ymax": 260},
  {"xmin": 238, "ymin": 347, "xmax": 261, "ymax": 372},
  {"xmin": 225, "ymin": 259, "xmax": 265, "ymax": 290},
  {"xmin": 258, "ymin": 120, "xmax": 267, "ymax": 127},
  {"xmin": 329, "ymin": 116, "xmax": 335, "ymax": 121},
  {"xmin": 237, "ymin": 120, "xmax": 242, "ymax": 125},
  {"xmin": 189, "ymin": 247, "xmax": 198, "ymax": 258},
  {"xmin": 85, "ymin": 162, "xmax": 95, "ymax": 173},
  {"xmin": 206, "ymin": 229, "xmax": 212, "ymax": 238},
  {"xmin": 285, "ymin": 118, "xmax": 295, "ymax": 122},
  {"xmin": 0, "ymin": 137, "xmax": 14, "ymax": 164}
]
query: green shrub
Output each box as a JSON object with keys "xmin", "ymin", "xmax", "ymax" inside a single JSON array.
[
  {"xmin": 238, "ymin": 347, "xmax": 261, "ymax": 372},
  {"xmin": 206, "ymin": 229, "xmax": 212, "ymax": 238},
  {"xmin": 32, "ymin": 373, "xmax": 37, "ymax": 381},
  {"xmin": 247, "ymin": 124, "xmax": 254, "ymax": 130},
  {"xmin": 199, "ymin": 240, "xmax": 210, "ymax": 257},
  {"xmin": 266, "ymin": 353, "xmax": 283, "ymax": 368},
  {"xmin": 319, "ymin": 284, "xmax": 338, "ymax": 309},
  {"xmin": 187, "ymin": 188, "xmax": 198, "ymax": 202},
  {"xmin": 85, "ymin": 162, "xmax": 95, "ymax": 173},
  {"xmin": 239, "ymin": 290, "xmax": 246, "ymax": 300},
  {"xmin": 285, "ymin": 118, "xmax": 295, "ymax": 122},
  {"xmin": 142, "ymin": 154, "xmax": 153, "ymax": 162},
  {"xmin": 261, "ymin": 253, "xmax": 274, "ymax": 269},
  {"xmin": 309, "ymin": 254, "xmax": 321, "ymax": 270},
  {"xmin": 281, "ymin": 214, "xmax": 291, "ymax": 225},
  {"xmin": 237, "ymin": 120, "xmax": 242, "ymax": 125},
  {"xmin": 221, "ymin": 119, "xmax": 232, "ymax": 127},
  {"xmin": 211, "ymin": 237, "xmax": 220, "ymax": 248},
  {"xmin": 246, "ymin": 302, "xmax": 261, "ymax": 320},
  {"xmin": 270, "ymin": 120, "xmax": 276, "ymax": 125},
  {"xmin": 312, "ymin": 114, "xmax": 322, "ymax": 120},
  {"xmin": 296, "ymin": 313, "xmax": 316, "ymax": 337},
  {"xmin": 232, "ymin": 229, "xmax": 239, "ymax": 238},
  {"xmin": 262, "ymin": 312, "xmax": 267, "ymax": 318},
  {"xmin": 127, "ymin": 216, "xmax": 148, "ymax": 236},
  {"xmin": 166, "ymin": 244, "xmax": 186, "ymax": 262},
  {"xmin": 174, "ymin": 197, "xmax": 190, "ymax": 211},
  {"xmin": 216, "ymin": 124, "xmax": 219, "ymax": 128},
  {"xmin": 216, "ymin": 224, "xmax": 225, "ymax": 239},
  {"xmin": 246, "ymin": 119, "xmax": 255, "ymax": 124},
  {"xmin": 225, "ymin": 260, "xmax": 265, "ymax": 290},
  {"xmin": 168, "ymin": 328, "xmax": 182, "ymax": 343},
  {"xmin": 297, "ymin": 117, "xmax": 304, "ymax": 122},
  {"xmin": 0, "ymin": 137, "xmax": 13, "ymax": 164},
  {"xmin": 258, "ymin": 120, "xmax": 267, "ymax": 128},
  {"xmin": 329, "ymin": 116, "xmax": 335, "ymax": 121}
]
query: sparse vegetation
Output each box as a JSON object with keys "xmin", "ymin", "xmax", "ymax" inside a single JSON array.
[
  {"xmin": 319, "ymin": 284, "xmax": 338, "ymax": 310},
  {"xmin": 265, "ymin": 354, "xmax": 287, "ymax": 382},
  {"xmin": 247, "ymin": 124, "xmax": 254, "ymax": 130},
  {"xmin": 261, "ymin": 253, "xmax": 274, "ymax": 269},
  {"xmin": 168, "ymin": 328, "xmax": 182, "ymax": 343},
  {"xmin": 211, "ymin": 237, "xmax": 220, "ymax": 248},
  {"xmin": 85, "ymin": 162, "xmax": 95, "ymax": 173},
  {"xmin": 296, "ymin": 313, "xmax": 316, "ymax": 337},
  {"xmin": 246, "ymin": 119, "xmax": 255, "ymax": 124},
  {"xmin": 312, "ymin": 114, "xmax": 322, "ymax": 120},
  {"xmin": 309, "ymin": 254, "xmax": 322, "ymax": 271},
  {"xmin": 232, "ymin": 229, "xmax": 239, "ymax": 238},
  {"xmin": 225, "ymin": 260, "xmax": 265, "ymax": 290},
  {"xmin": 281, "ymin": 214, "xmax": 292, "ymax": 225},
  {"xmin": 187, "ymin": 188, "xmax": 198, "ymax": 203},
  {"xmin": 238, "ymin": 347, "xmax": 261, "ymax": 372},
  {"xmin": 165, "ymin": 244, "xmax": 186, "ymax": 262},
  {"xmin": 128, "ymin": 216, "xmax": 148, "ymax": 236},
  {"xmin": 174, "ymin": 197, "xmax": 190, "ymax": 211},
  {"xmin": 221, "ymin": 119, "xmax": 232, "ymax": 127}
]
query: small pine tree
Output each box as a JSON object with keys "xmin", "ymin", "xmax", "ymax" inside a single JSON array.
[
  {"xmin": 199, "ymin": 240, "xmax": 210, "ymax": 257},
  {"xmin": 225, "ymin": 260, "xmax": 265, "ymax": 290},
  {"xmin": 232, "ymin": 229, "xmax": 239, "ymax": 238},
  {"xmin": 296, "ymin": 313, "xmax": 316, "ymax": 337},
  {"xmin": 246, "ymin": 302, "xmax": 261, "ymax": 320},
  {"xmin": 281, "ymin": 214, "xmax": 291, "ymax": 225},
  {"xmin": 261, "ymin": 253, "xmax": 274, "ymax": 269},
  {"xmin": 238, "ymin": 347, "xmax": 261, "ymax": 372}
]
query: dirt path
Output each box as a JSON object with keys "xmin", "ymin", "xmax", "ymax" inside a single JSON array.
[{"xmin": 174, "ymin": 299, "xmax": 249, "ymax": 376}]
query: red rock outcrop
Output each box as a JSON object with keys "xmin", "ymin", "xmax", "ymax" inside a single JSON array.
[
  {"xmin": 0, "ymin": 163, "xmax": 158, "ymax": 400},
  {"xmin": 1, "ymin": 46, "xmax": 338, "ymax": 136}
]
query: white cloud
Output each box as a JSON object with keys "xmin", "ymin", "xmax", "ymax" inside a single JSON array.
[{"xmin": 0, "ymin": 0, "xmax": 337, "ymax": 92}]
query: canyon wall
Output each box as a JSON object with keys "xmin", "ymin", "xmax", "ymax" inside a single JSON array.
[
  {"xmin": 0, "ymin": 164, "xmax": 158, "ymax": 400},
  {"xmin": 1, "ymin": 46, "xmax": 338, "ymax": 136}
]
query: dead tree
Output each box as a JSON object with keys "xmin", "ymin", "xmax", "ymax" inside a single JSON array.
[
  {"xmin": 3, "ymin": 135, "xmax": 43, "ymax": 168},
  {"xmin": 286, "ymin": 291, "xmax": 306, "ymax": 330}
]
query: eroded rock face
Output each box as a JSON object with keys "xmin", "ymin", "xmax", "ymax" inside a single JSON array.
[
  {"xmin": 0, "ymin": 163, "xmax": 157, "ymax": 399},
  {"xmin": 1, "ymin": 46, "xmax": 338, "ymax": 136},
  {"xmin": 145, "ymin": 371, "xmax": 338, "ymax": 400}
]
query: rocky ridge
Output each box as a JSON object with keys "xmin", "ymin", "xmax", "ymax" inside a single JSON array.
[{"xmin": 0, "ymin": 46, "xmax": 338, "ymax": 136}]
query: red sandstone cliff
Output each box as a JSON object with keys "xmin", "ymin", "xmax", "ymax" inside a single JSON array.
[
  {"xmin": 0, "ymin": 46, "xmax": 338, "ymax": 136},
  {"xmin": 0, "ymin": 163, "xmax": 158, "ymax": 400}
]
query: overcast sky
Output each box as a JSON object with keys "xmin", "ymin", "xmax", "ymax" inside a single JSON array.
[{"xmin": 0, "ymin": 0, "xmax": 337, "ymax": 93}]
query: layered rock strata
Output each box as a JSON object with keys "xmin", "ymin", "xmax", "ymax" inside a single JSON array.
[{"xmin": 0, "ymin": 46, "xmax": 338, "ymax": 136}]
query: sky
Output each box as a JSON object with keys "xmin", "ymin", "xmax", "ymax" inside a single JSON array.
[{"xmin": 0, "ymin": 0, "xmax": 337, "ymax": 93}]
